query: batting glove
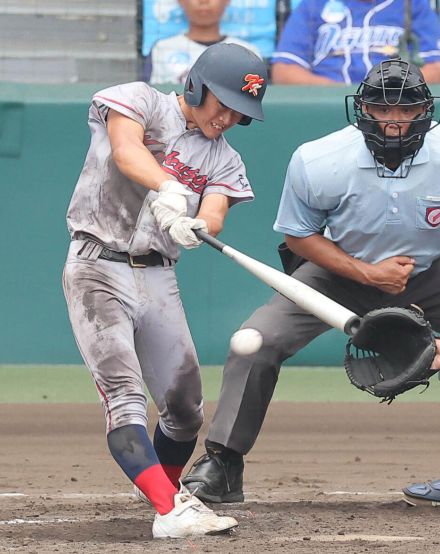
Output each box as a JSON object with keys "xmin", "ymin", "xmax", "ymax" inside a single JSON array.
[
  {"xmin": 169, "ymin": 217, "xmax": 208, "ymax": 249},
  {"xmin": 150, "ymin": 180, "xmax": 192, "ymax": 231}
]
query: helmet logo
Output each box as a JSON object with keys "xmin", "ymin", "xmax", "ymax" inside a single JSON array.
[
  {"xmin": 242, "ymin": 74, "xmax": 265, "ymax": 96},
  {"xmin": 425, "ymin": 207, "xmax": 440, "ymax": 227}
]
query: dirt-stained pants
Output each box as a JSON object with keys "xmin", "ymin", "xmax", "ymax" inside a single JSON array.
[{"xmin": 63, "ymin": 239, "xmax": 203, "ymax": 441}]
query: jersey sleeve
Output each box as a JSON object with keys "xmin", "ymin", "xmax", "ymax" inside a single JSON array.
[
  {"xmin": 273, "ymin": 149, "xmax": 327, "ymax": 237},
  {"xmin": 412, "ymin": 0, "xmax": 440, "ymax": 62},
  {"xmin": 271, "ymin": 1, "xmax": 315, "ymax": 68},
  {"xmin": 202, "ymin": 143, "xmax": 254, "ymax": 207},
  {"xmin": 92, "ymin": 82, "xmax": 156, "ymax": 130}
]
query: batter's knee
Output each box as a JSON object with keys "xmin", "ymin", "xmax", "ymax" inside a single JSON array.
[
  {"xmin": 157, "ymin": 360, "xmax": 204, "ymax": 440},
  {"xmin": 160, "ymin": 389, "xmax": 204, "ymax": 442}
]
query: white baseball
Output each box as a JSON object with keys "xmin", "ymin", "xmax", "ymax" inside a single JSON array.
[{"xmin": 230, "ymin": 328, "xmax": 263, "ymax": 356}]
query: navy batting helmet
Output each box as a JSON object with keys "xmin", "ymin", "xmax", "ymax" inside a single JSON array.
[
  {"xmin": 184, "ymin": 43, "xmax": 268, "ymax": 126},
  {"xmin": 345, "ymin": 58, "xmax": 437, "ymax": 177}
]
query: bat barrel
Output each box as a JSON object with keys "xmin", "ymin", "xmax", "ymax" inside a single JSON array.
[
  {"xmin": 195, "ymin": 231, "xmax": 360, "ymax": 335},
  {"xmin": 222, "ymin": 245, "xmax": 359, "ymax": 334}
]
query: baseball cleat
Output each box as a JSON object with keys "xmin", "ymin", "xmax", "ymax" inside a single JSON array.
[
  {"xmin": 403, "ymin": 479, "xmax": 440, "ymax": 506},
  {"xmin": 181, "ymin": 452, "xmax": 244, "ymax": 503},
  {"xmin": 152, "ymin": 488, "xmax": 238, "ymax": 538}
]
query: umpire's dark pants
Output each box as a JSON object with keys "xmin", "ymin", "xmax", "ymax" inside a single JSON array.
[{"xmin": 207, "ymin": 258, "xmax": 440, "ymax": 455}]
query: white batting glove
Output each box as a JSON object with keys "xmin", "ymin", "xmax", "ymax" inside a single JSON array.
[
  {"xmin": 150, "ymin": 180, "xmax": 192, "ymax": 231},
  {"xmin": 169, "ymin": 217, "xmax": 208, "ymax": 249}
]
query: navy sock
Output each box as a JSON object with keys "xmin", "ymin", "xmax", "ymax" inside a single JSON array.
[
  {"xmin": 153, "ymin": 423, "xmax": 197, "ymax": 487},
  {"xmin": 107, "ymin": 424, "xmax": 159, "ymax": 480}
]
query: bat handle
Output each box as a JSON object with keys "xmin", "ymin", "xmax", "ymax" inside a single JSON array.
[{"xmin": 194, "ymin": 230, "xmax": 225, "ymax": 252}]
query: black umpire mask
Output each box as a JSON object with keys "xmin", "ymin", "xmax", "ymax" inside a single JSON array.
[{"xmin": 345, "ymin": 58, "xmax": 437, "ymax": 178}]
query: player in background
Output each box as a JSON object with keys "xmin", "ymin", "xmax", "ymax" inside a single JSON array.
[
  {"xmin": 271, "ymin": 0, "xmax": 440, "ymax": 85},
  {"xmin": 148, "ymin": 0, "xmax": 261, "ymax": 84},
  {"xmin": 181, "ymin": 58, "xmax": 440, "ymax": 504},
  {"xmin": 62, "ymin": 43, "xmax": 267, "ymax": 538}
]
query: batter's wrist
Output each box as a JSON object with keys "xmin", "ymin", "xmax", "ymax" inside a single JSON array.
[{"xmin": 159, "ymin": 180, "xmax": 189, "ymax": 194}]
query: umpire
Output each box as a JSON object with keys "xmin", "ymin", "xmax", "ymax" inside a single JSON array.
[{"xmin": 182, "ymin": 58, "xmax": 440, "ymax": 505}]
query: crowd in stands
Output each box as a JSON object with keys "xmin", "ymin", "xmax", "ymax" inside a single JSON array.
[
  {"xmin": 147, "ymin": 0, "xmax": 260, "ymax": 84},
  {"xmin": 144, "ymin": 0, "xmax": 440, "ymax": 85}
]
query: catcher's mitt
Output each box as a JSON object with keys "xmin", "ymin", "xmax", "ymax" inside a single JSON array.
[{"xmin": 344, "ymin": 306, "xmax": 437, "ymax": 403}]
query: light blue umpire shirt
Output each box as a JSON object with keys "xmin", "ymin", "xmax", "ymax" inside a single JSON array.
[{"xmin": 274, "ymin": 125, "xmax": 440, "ymax": 276}]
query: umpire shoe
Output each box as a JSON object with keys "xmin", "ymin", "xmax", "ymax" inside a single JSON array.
[
  {"xmin": 403, "ymin": 479, "xmax": 440, "ymax": 506},
  {"xmin": 181, "ymin": 448, "xmax": 244, "ymax": 503},
  {"xmin": 152, "ymin": 488, "xmax": 238, "ymax": 538}
]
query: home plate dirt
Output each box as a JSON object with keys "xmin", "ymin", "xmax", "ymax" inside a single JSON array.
[{"xmin": 1, "ymin": 402, "xmax": 440, "ymax": 553}]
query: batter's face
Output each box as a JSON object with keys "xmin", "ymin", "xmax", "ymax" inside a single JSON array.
[
  {"xmin": 364, "ymin": 103, "xmax": 426, "ymax": 136},
  {"xmin": 187, "ymin": 90, "xmax": 244, "ymax": 139}
]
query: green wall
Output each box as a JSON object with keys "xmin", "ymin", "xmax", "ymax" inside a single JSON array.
[{"xmin": 0, "ymin": 82, "xmax": 372, "ymax": 365}]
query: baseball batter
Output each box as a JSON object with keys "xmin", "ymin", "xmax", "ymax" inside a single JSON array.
[
  {"xmin": 182, "ymin": 58, "xmax": 440, "ymax": 505},
  {"xmin": 62, "ymin": 43, "xmax": 267, "ymax": 538}
]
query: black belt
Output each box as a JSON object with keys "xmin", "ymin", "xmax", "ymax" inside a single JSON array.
[{"xmin": 99, "ymin": 247, "xmax": 171, "ymax": 268}]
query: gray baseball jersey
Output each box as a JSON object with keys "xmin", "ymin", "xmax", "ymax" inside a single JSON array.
[
  {"xmin": 67, "ymin": 82, "xmax": 253, "ymax": 259},
  {"xmin": 63, "ymin": 82, "xmax": 253, "ymax": 437}
]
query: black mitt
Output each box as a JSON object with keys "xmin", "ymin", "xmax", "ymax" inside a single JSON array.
[{"xmin": 344, "ymin": 307, "xmax": 437, "ymax": 403}]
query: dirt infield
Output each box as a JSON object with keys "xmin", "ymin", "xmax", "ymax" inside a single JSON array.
[{"xmin": 1, "ymin": 402, "xmax": 440, "ymax": 553}]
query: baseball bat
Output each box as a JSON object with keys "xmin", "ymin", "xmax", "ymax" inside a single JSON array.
[{"xmin": 195, "ymin": 230, "xmax": 361, "ymax": 336}]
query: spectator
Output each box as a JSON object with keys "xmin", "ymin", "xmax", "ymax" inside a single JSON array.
[
  {"xmin": 271, "ymin": 0, "xmax": 440, "ymax": 84},
  {"xmin": 148, "ymin": 0, "xmax": 261, "ymax": 84}
]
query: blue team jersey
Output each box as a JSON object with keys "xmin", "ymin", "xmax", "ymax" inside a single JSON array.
[{"xmin": 272, "ymin": 0, "xmax": 440, "ymax": 84}]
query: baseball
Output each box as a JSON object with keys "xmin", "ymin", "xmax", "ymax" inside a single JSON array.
[{"xmin": 230, "ymin": 328, "xmax": 263, "ymax": 356}]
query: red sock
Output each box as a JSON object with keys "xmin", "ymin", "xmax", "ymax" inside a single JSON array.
[
  {"xmin": 162, "ymin": 464, "xmax": 184, "ymax": 488},
  {"xmin": 134, "ymin": 464, "xmax": 177, "ymax": 515}
]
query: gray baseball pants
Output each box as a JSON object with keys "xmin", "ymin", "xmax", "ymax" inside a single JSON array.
[
  {"xmin": 207, "ymin": 258, "xmax": 440, "ymax": 454},
  {"xmin": 63, "ymin": 239, "xmax": 203, "ymax": 441}
]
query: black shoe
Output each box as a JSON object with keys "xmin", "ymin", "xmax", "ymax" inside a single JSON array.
[{"xmin": 182, "ymin": 452, "xmax": 244, "ymax": 503}]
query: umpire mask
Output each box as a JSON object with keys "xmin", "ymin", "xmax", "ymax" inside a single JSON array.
[{"xmin": 345, "ymin": 58, "xmax": 437, "ymax": 177}]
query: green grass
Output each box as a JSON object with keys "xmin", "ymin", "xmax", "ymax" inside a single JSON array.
[{"xmin": 0, "ymin": 365, "xmax": 439, "ymax": 403}]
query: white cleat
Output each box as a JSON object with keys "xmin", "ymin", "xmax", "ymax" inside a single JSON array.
[{"xmin": 152, "ymin": 489, "xmax": 238, "ymax": 538}]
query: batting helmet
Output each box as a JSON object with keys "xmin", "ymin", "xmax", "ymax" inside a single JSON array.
[
  {"xmin": 184, "ymin": 43, "xmax": 268, "ymax": 126},
  {"xmin": 345, "ymin": 58, "xmax": 437, "ymax": 177}
]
